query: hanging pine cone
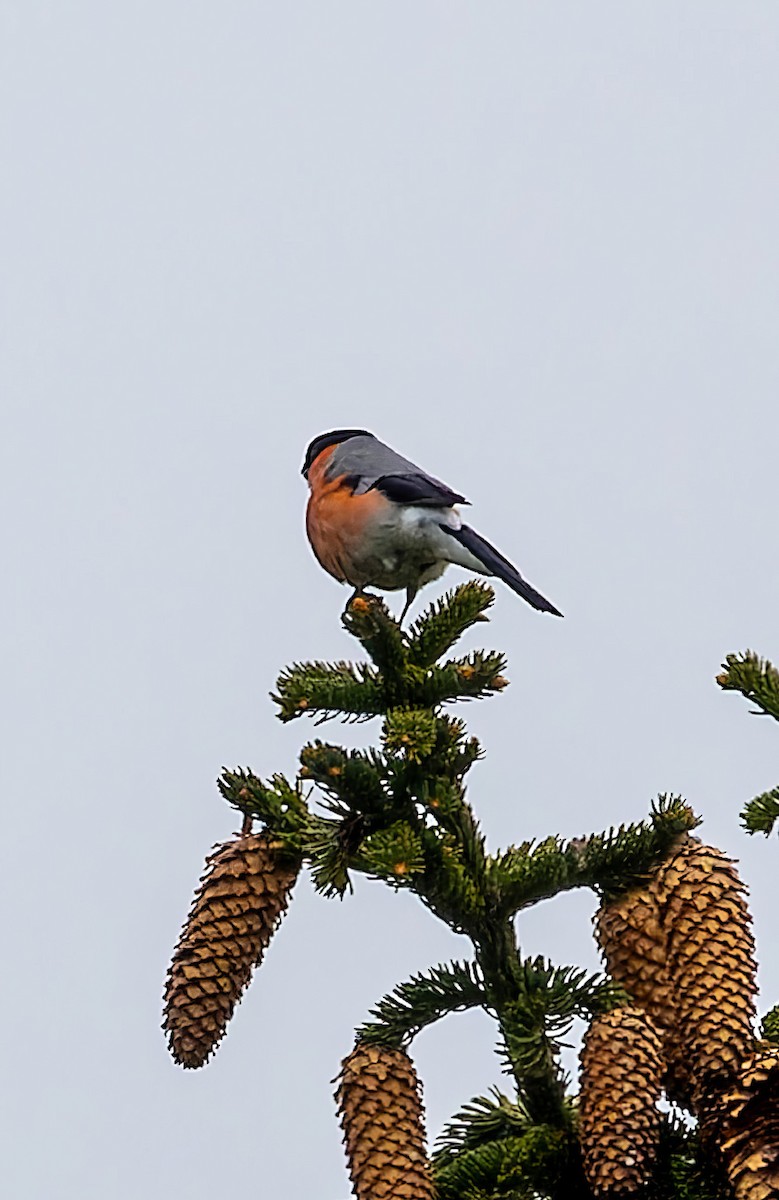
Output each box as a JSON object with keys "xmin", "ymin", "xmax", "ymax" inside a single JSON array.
[
  {"xmin": 701, "ymin": 1046, "xmax": 779, "ymax": 1200},
  {"xmin": 596, "ymin": 888, "xmax": 674, "ymax": 1028},
  {"xmin": 335, "ymin": 1043, "xmax": 434, "ymax": 1200},
  {"xmin": 595, "ymin": 885, "xmax": 691, "ymax": 1106},
  {"xmin": 578, "ymin": 1005, "xmax": 663, "ymax": 1196},
  {"xmin": 163, "ymin": 831, "xmax": 300, "ymax": 1068},
  {"xmin": 655, "ymin": 838, "xmax": 757, "ymax": 1090}
]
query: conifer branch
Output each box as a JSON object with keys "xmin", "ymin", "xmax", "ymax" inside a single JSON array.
[
  {"xmin": 273, "ymin": 659, "xmax": 387, "ymax": 723},
  {"xmin": 357, "ymin": 961, "xmax": 487, "ymax": 1047},
  {"xmin": 217, "ymin": 768, "xmax": 310, "ymax": 849},
  {"xmin": 274, "ymin": 651, "xmax": 507, "ymax": 723},
  {"xmin": 341, "ymin": 593, "xmax": 407, "ymax": 688},
  {"xmin": 489, "ymin": 795, "xmax": 698, "ymax": 915},
  {"xmin": 413, "ymin": 825, "xmax": 488, "ymax": 933},
  {"xmin": 433, "ymin": 1125, "xmax": 579, "ymax": 1200},
  {"xmin": 656, "ymin": 1116, "xmax": 723, "ymax": 1200},
  {"xmin": 356, "ymin": 820, "xmax": 426, "ymax": 883},
  {"xmin": 299, "ymin": 741, "xmax": 389, "ymax": 815},
  {"xmin": 483, "ymin": 956, "xmax": 617, "ymax": 1128},
  {"xmin": 414, "ymin": 651, "xmax": 508, "ymax": 707},
  {"xmin": 303, "ymin": 810, "xmax": 363, "ymax": 898},
  {"xmin": 433, "ymin": 1138, "xmax": 507, "ymax": 1198},
  {"xmin": 434, "ymin": 1088, "xmax": 531, "ymax": 1159},
  {"xmin": 717, "ymin": 650, "xmax": 779, "ymax": 722},
  {"xmin": 761, "ymin": 1004, "xmax": 779, "ymax": 1045},
  {"xmin": 382, "ymin": 708, "xmax": 440, "ymax": 762},
  {"xmin": 741, "ymin": 785, "xmax": 779, "ymax": 836},
  {"xmin": 464, "ymin": 918, "xmax": 569, "ymax": 1127},
  {"xmin": 381, "ymin": 713, "xmax": 483, "ymax": 812},
  {"xmin": 406, "ymin": 581, "xmax": 495, "ymax": 668}
]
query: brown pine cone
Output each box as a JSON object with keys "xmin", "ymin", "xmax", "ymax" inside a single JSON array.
[
  {"xmin": 655, "ymin": 838, "xmax": 757, "ymax": 1090},
  {"xmin": 700, "ymin": 1045, "xmax": 779, "ymax": 1200},
  {"xmin": 595, "ymin": 885, "xmax": 692, "ymax": 1105},
  {"xmin": 578, "ymin": 1005, "xmax": 663, "ymax": 1196},
  {"xmin": 335, "ymin": 1043, "xmax": 434, "ymax": 1199},
  {"xmin": 596, "ymin": 888, "xmax": 674, "ymax": 1028},
  {"xmin": 163, "ymin": 832, "xmax": 300, "ymax": 1068}
]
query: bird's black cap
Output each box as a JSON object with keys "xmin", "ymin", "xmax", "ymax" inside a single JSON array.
[{"xmin": 301, "ymin": 429, "xmax": 373, "ymax": 477}]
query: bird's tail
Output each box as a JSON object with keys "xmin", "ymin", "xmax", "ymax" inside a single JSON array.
[{"xmin": 442, "ymin": 523, "xmax": 563, "ymax": 617}]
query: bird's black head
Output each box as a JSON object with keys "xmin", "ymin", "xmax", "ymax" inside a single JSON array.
[{"xmin": 301, "ymin": 429, "xmax": 374, "ymax": 477}]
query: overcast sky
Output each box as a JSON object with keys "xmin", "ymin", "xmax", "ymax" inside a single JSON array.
[{"xmin": 3, "ymin": 4, "xmax": 779, "ymax": 1197}]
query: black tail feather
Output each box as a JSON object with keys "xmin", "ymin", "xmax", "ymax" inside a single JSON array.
[{"xmin": 442, "ymin": 524, "xmax": 563, "ymax": 617}]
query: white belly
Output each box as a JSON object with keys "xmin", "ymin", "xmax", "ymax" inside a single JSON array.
[{"xmin": 350, "ymin": 506, "xmax": 460, "ymax": 591}]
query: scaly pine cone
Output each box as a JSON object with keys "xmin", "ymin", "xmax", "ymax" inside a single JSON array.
[
  {"xmin": 578, "ymin": 1005, "xmax": 663, "ymax": 1196},
  {"xmin": 596, "ymin": 888, "xmax": 674, "ymax": 1028},
  {"xmin": 335, "ymin": 1043, "xmax": 434, "ymax": 1199},
  {"xmin": 595, "ymin": 886, "xmax": 691, "ymax": 1106},
  {"xmin": 702, "ymin": 1046, "xmax": 779, "ymax": 1200},
  {"xmin": 655, "ymin": 838, "xmax": 757, "ymax": 1090},
  {"xmin": 163, "ymin": 832, "xmax": 300, "ymax": 1068}
]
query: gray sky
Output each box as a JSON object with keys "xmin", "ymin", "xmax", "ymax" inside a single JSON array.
[{"xmin": 3, "ymin": 4, "xmax": 778, "ymax": 1197}]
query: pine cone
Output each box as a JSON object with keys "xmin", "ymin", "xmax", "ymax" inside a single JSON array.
[
  {"xmin": 336, "ymin": 1043, "xmax": 434, "ymax": 1199},
  {"xmin": 655, "ymin": 838, "xmax": 757, "ymax": 1090},
  {"xmin": 595, "ymin": 885, "xmax": 691, "ymax": 1106},
  {"xmin": 578, "ymin": 1006, "xmax": 663, "ymax": 1196},
  {"xmin": 163, "ymin": 832, "xmax": 299, "ymax": 1068},
  {"xmin": 596, "ymin": 888, "xmax": 674, "ymax": 1027},
  {"xmin": 702, "ymin": 1046, "xmax": 779, "ymax": 1200}
]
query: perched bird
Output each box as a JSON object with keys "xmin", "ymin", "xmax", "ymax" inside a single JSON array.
[{"xmin": 302, "ymin": 429, "xmax": 562, "ymax": 621}]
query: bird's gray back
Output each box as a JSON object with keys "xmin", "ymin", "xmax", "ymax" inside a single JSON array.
[{"xmin": 328, "ymin": 435, "xmax": 435, "ymax": 493}]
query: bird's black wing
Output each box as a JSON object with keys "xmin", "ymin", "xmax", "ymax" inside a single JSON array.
[{"xmin": 369, "ymin": 473, "xmax": 468, "ymax": 507}]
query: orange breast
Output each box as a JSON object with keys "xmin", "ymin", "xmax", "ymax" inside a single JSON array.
[{"xmin": 305, "ymin": 447, "xmax": 386, "ymax": 585}]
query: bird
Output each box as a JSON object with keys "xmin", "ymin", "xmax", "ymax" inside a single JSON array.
[{"xmin": 302, "ymin": 429, "xmax": 562, "ymax": 622}]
